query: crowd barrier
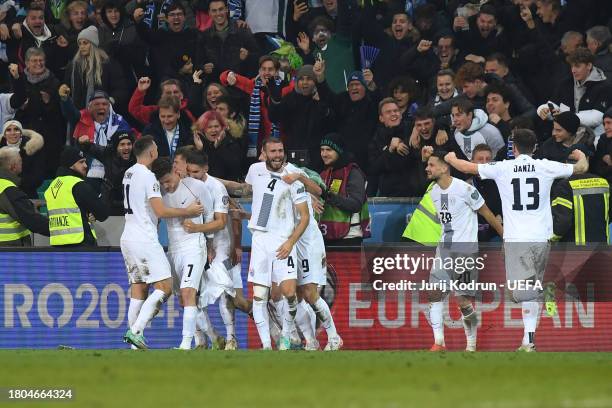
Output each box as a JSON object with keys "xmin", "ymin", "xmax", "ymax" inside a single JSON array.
[{"xmin": 1, "ymin": 246, "xmax": 611, "ymax": 351}]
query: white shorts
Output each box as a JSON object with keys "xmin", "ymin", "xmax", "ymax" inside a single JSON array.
[
  {"xmin": 231, "ymin": 263, "xmax": 243, "ymax": 289},
  {"xmin": 248, "ymin": 231, "xmax": 297, "ymax": 287},
  {"xmin": 168, "ymin": 246, "xmax": 206, "ymax": 295},
  {"xmin": 429, "ymin": 246, "xmax": 479, "ymax": 297},
  {"xmin": 199, "ymin": 257, "xmax": 236, "ymax": 306},
  {"xmin": 504, "ymin": 241, "xmax": 550, "ymax": 282},
  {"xmin": 121, "ymin": 240, "xmax": 171, "ymax": 284},
  {"xmin": 296, "ymin": 235, "xmax": 327, "ymax": 286}
]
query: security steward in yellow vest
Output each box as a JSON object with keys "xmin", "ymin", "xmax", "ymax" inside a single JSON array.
[
  {"xmin": 0, "ymin": 147, "xmax": 49, "ymax": 246},
  {"xmin": 402, "ymin": 182, "xmax": 442, "ymax": 245},
  {"xmin": 551, "ymin": 172, "xmax": 610, "ymax": 244},
  {"xmin": 44, "ymin": 146, "xmax": 109, "ymax": 247}
]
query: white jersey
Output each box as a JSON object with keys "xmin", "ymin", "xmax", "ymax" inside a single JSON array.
[
  {"xmin": 121, "ymin": 163, "xmax": 161, "ymax": 243},
  {"xmin": 478, "ymin": 154, "xmax": 573, "ymax": 242},
  {"xmin": 163, "ymin": 177, "xmax": 214, "ymax": 251},
  {"xmin": 430, "ymin": 178, "xmax": 484, "ymax": 246},
  {"xmin": 283, "ymin": 162, "xmax": 320, "ymax": 242},
  {"xmin": 202, "ymin": 175, "xmax": 231, "ymax": 252},
  {"xmin": 245, "ymin": 161, "xmax": 308, "ymax": 238}
]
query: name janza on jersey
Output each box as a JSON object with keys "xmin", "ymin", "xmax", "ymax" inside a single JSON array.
[{"xmin": 513, "ymin": 164, "xmax": 536, "ymax": 173}]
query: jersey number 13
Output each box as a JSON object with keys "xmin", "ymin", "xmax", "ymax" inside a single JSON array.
[{"xmin": 511, "ymin": 178, "xmax": 540, "ymax": 210}]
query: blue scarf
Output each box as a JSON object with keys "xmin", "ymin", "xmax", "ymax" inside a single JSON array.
[{"xmin": 248, "ymin": 77, "xmax": 280, "ymax": 154}]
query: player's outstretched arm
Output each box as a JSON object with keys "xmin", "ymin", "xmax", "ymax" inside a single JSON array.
[
  {"xmin": 444, "ymin": 152, "xmax": 479, "ymax": 175},
  {"xmin": 150, "ymin": 197, "xmax": 203, "ymax": 219},
  {"xmin": 276, "ymin": 202, "xmax": 310, "ymax": 259},
  {"xmin": 569, "ymin": 149, "xmax": 589, "ymax": 175},
  {"xmin": 477, "ymin": 204, "xmax": 504, "ymax": 238},
  {"xmin": 183, "ymin": 212, "xmax": 228, "ymax": 234}
]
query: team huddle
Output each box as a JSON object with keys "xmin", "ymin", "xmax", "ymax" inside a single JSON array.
[
  {"xmin": 120, "ymin": 135, "xmax": 341, "ymax": 351},
  {"xmin": 424, "ymin": 128, "xmax": 588, "ymax": 352}
]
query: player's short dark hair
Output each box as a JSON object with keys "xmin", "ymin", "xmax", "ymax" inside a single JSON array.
[
  {"xmin": 566, "ymin": 47, "xmax": 595, "ymax": 65},
  {"xmin": 185, "ymin": 149, "xmax": 209, "ymax": 167},
  {"xmin": 430, "ymin": 150, "xmax": 449, "ymax": 166},
  {"xmin": 151, "ymin": 157, "xmax": 173, "ymax": 180},
  {"xmin": 259, "ymin": 55, "xmax": 280, "ymax": 70},
  {"xmin": 133, "ymin": 135, "xmax": 156, "ymax": 157},
  {"xmin": 473, "ymin": 144, "xmax": 492, "ymax": 155},
  {"xmin": 451, "ymin": 97, "xmax": 474, "ymax": 115},
  {"xmin": 512, "ymin": 129, "xmax": 538, "ymax": 154},
  {"xmin": 414, "ymin": 107, "xmax": 434, "ymax": 121},
  {"xmin": 262, "ymin": 137, "xmax": 283, "ymax": 151}
]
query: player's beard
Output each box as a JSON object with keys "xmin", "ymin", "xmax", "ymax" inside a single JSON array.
[{"xmin": 266, "ymin": 157, "xmax": 284, "ymax": 172}]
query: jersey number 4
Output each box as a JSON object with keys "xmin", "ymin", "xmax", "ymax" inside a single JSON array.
[
  {"xmin": 123, "ymin": 184, "xmax": 133, "ymax": 214},
  {"xmin": 511, "ymin": 178, "xmax": 540, "ymax": 210},
  {"xmin": 267, "ymin": 179, "xmax": 277, "ymax": 192}
]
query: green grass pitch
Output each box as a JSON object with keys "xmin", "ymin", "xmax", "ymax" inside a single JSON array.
[{"xmin": 1, "ymin": 350, "xmax": 611, "ymax": 408}]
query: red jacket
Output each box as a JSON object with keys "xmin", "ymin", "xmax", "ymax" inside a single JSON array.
[
  {"xmin": 73, "ymin": 110, "xmax": 133, "ymax": 142},
  {"xmin": 220, "ymin": 70, "xmax": 294, "ymax": 146},
  {"xmin": 128, "ymin": 88, "xmax": 196, "ymax": 126}
]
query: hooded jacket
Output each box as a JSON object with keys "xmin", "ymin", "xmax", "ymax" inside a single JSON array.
[
  {"xmin": 0, "ymin": 129, "xmax": 45, "ymax": 198},
  {"xmin": 453, "ymin": 109, "xmax": 505, "ymax": 161},
  {"xmin": 555, "ymin": 66, "xmax": 612, "ymax": 129}
]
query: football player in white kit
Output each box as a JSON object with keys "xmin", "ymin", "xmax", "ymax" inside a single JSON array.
[
  {"xmin": 183, "ymin": 149, "xmax": 251, "ymax": 350},
  {"xmin": 282, "ymin": 160, "xmax": 343, "ymax": 351},
  {"xmin": 121, "ymin": 136, "xmax": 204, "ymax": 349},
  {"xmin": 445, "ymin": 129, "xmax": 588, "ymax": 351},
  {"xmin": 423, "ymin": 149, "xmax": 503, "ymax": 352},
  {"xmin": 150, "ymin": 157, "xmax": 215, "ymax": 350},
  {"xmin": 245, "ymin": 137, "xmax": 310, "ymax": 350}
]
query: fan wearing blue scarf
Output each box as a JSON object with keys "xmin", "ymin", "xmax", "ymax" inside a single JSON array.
[{"xmin": 220, "ymin": 55, "xmax": 293, "ymax": 158}]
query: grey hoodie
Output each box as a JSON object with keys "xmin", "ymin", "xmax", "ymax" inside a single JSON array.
[{"xmin": 453, "ymin": 109, "xmax": 505, "ymax": 160}]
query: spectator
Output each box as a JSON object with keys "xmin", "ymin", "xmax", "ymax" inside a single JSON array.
[
  {"xmin": 468, "ymin": 143, "xmax": 502, "ymax": 242},
  {"xmin": 453, "ymin": 4, "xmax": 510, "ymax": 62},
  {"xmin": 538, "ymin": 48, "xmax": 612, "ymax": 134},
  {"xmin": 319, "ymin": 132, "xmax": 370, "ymax": 246},
  {"xmin": 484, "ymin": 83, "xmax": 513, "ymax": 142},
  {"xmin": 142, "ymin": 95, "xmax": 193, "ymax": 159},
  {"xmin": 63, "ymin": 25, "xmax": 128, "ymax": 113},
  {"xmin": 54, "ymin": 0, "xmax": 91, "ymax": 62},
  {"xmin": 189, "ymin": 80, "xmax": 231, "ymax": 115},
  {"xmin": 196, "ymin": 0, "xmax": 259, "ymax": 81},
  {"xmin": 14, "ymin": 47, "xmax": 64, "ymax": 179},
  {"xmin": 78, "ymin": 130, "xmax": 136, "ymax": 215},
  {"xmin": 229, "ymin": 0, "xmax": 285, "ymax": 53},
  {"xmin": 99, "ymin": 0, "xmax": 148, "ymax": 89},
  {"xmin": 193, "ymin": 110, "xmax": 243, "ymax": 181},
  {"xmin": 403, "ymin": 35, "xmax": 463, "ymax": 88},
  {"xmin": 220, "ymin": 55, "xmax": 294, "ymax": 158},
  {"xmin": 133, "ymin": 1, "xmax": 198, "ymax": 83},
  {"xmin": 537, "ymin": 111, "xmax": 594, "ymax": 162},
  {"xmin": 368, "ymin": 97, "xmax": 414, "ymax": 197},
  {"xmin": 60, "ymin": 88, "xmax": 132, "ymax": 189},
  {"xmin": 451, "ymin": 98, "xmax": 505, "ymax": 160},
  {"xmin": 0, "ymin": 146, "xmax": 50, "ymax": 246},
  {"xmin": 593, "ymin": 108, "xmax": 612, "ymax": 186},
  {"xmin": 214, "ymin": 95, "xmax": 247, "ymax": 167},
  {"xmin": 433, "ymin": 69, "xmax": 459, "ymax": 106},
  {"xmin": 267, "ymin": 62, "xmax": 334, "ymax": 171},
  {"xmin": 0, "ymin": 64, "xmax": 27, "ymax": 131},
  {"xmin": 586, "ymin": 26, "xmax": 612, "ymax": 79},
  {"xmin": 296, "ymin": 11, "xmax": 354, "ymax": 93},
  {"xmin": 389, "ymin": 75, "xmax": 420, "ymax": 130},
  {"xmin": 0, "ymin": 120, "xmax": 45, "ymax": 198},
  {"xmin": 6, "ymin": 6, "xmax": 71, "ymax": 78},
  {"xmin": 329, "ymin": 69, "xmax": 381, "ymax": 174},
  {"xmin": 485, "ymin": 52, "xmax": 534, "ymax": 103},
  {"xmin": 129, "ymin": 77, "xmax": 196, "ymax": 127}
]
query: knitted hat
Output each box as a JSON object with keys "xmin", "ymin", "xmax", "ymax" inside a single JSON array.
[
  {"xmin": 2, "ymin": 120, "xmax": 23, "ymax": 136},
  {"xmin": 60, "ymin": 146, "xmax": 85, "ymax": 168},
  {"xmin": 77, "ymin": 26, "xmax": 99, "ymax": 47},
  {"xmin": 347, "ymin": 71, "xmax": 367, "ymax": 88},
  {"xmin": 88, "ymin": 89, "xmax": 110, "ymax": 104},
  {"xmin": 296, "ymin": 64, "xmax": 315, "ymax": 80},
  {"xmin": 320, "ymin": 132, "xmax": 344, "ymax": 156},
  {"xmin": 554, "ymin": 111, "xmax": 580, "ymax": 135},
  {"xmin": 604, "ymin": 107, "xmax": 612, "ymax": 120}
]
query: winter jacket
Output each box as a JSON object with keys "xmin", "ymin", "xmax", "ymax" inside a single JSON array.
[
  {"xmin": 61, "ymin": 100, "xmax": 132, "ymax": 144},
  {"xmin": 0, "ymin": 129, "xmax": 45, "ymax": 198},
  {"xmin": 267, "ymin": 81, "xmax": 336, "ymax": 171},
  {"xmin": 201, "ymin": 133, "xmax": 245, "ymax": 182},
  {"xmin": 128, "ymin": 88, "xmax": 196, "ymax": 126},
  {"xmin": 593, "ymin": 134, "xmax": 611, "ymax": 186},
  {"xmin": 455, "ymin": 14, "xmax": 511, "ymax": 59},
  {"xmin": 197, "ymin": 20, "xmax": 260, "ymax": 80},
  {"xmin": 453, "ymin": 109, "xmax": 505, "ymax": 160},
  {"xmin": 14, "ymin": 70, "xmax": 65, "ymax": 178},
  {"xmin": 143, "ymin": 115, "xmax": 194, "ymax": 158}
]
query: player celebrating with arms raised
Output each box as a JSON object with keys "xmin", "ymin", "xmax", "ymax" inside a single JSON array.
[
  {"xmin": 423, "ymin": 149, "xmax": 503, "ymax": 352},
  {"xmin": 445, "ymin": 129, "xmax": 588, "ymax": 351},
  {"xmin": 246, "ymin": 138, "xmax": 310, "ymax": 350},
  {"xmin": 121, "ymin": 136, "xmax": 204, "ymax": 349}
]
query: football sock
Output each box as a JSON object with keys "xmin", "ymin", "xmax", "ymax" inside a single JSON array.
[
  {"xmin": 313, "ymin": 297, "xmax": 337, "ymax": 338},
  {"xmin": 219, "ymin": 295, "xmax": 235, "ymax": 338},
  {"xmin": 132, "ymin": 290, "xmax": 165, "ymax": 335},
  {"xmin": 253, "ymin": 299, "xmax": 271, "ymax": 349},
  {"xmin": 180, "ymin": 306, "xmax": 197, "ymax": 349},
  {"xmin": 429, "ymin": 302, "xmax": 445, "ymax": 346},
  {"xmin": 296, "ymin": 300, "xmax": 316, "ymax": 343},
  {"xmin": 282, "ymin": 295, "xmax": 298, "ymax": 338},
  {"xmin": 522, "ymin": 301, "xmax": 539, "ymax": 345}
]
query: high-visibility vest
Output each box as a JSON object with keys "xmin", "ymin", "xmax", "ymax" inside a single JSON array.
[
  {"xmin": 0, "ymin": 178, "xmax": 31, "ymax": 242},
  {"xmin": 402, "ymin": 183, "xmax": 442, "ymax": 246},
  {"xmin": 44, "ymin": 176, "xmax": 96, "ymax": 246}
]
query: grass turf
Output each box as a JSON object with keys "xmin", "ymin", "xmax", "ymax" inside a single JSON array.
[{"xmin": 0, "ymin": 350, "xmax": 611, "ymax": 408}]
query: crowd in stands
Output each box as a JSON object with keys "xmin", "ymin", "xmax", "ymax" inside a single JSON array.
[{"xmin": 0, "ymin": 0, "xmax": 611, "ymax": 206}]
